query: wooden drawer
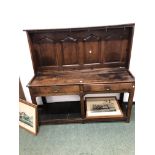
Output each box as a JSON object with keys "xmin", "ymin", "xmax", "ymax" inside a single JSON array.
[
  {"xmin": 84, "ymin": 83, "xmax": 134, "ymax": 92},
  {"xmin": 31, "ymin": 85, "xmax": 80, "ymax": 96}
]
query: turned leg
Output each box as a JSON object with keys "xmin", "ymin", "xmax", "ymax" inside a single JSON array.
[{"xmin": 126, "ymin": 91, "xmax": 134, "ymax": 122}]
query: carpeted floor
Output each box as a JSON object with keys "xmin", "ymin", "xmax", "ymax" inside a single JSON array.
[{"xmin": 19, "ymin": 106, "xmax": 135, "ymax": 155}]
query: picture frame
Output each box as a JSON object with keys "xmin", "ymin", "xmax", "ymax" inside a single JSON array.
[
  {"xmin": 85, "ymin": 96, "xmax": 123, "ymax": 118},
  {"xmin": 19, "ymin": 99, "xmax": 38, "ymax": 135}
]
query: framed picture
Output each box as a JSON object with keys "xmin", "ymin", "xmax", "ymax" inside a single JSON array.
[
  {"xmin": 19, "ymin": 99, "xmax": 38, "ymax": 135},
  {"xmin": 86, "ymin": 96, "xmax": 123, "ymax": 118}
]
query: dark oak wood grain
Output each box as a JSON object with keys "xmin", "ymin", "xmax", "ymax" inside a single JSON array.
[
  {"xmin": 25, "ymin": 23, "xmax": 134, "ymax": 73},
  {"xmin": 25, "ymin": 23, "xmax": 135, "ymax": 124},
  {"xmin": 28, "ymin": 68, "xmax": 134, "ymax": 86}
]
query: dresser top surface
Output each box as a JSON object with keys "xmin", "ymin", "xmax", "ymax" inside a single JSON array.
[{"xmin": 28, "ymin": 67, "xmax": 134, "ymax": 87}]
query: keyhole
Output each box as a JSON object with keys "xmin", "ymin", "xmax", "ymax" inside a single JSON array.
[{"xmin": 89, "ymin": 50, "xmax": 92, "ymax": 54}]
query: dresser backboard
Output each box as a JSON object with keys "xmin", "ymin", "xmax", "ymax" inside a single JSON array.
[{"xmin": 25, "ymin": 23, "xmax": 134, "ymax": 74}]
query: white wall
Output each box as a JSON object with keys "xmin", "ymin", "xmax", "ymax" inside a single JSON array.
[{"xmin": 19, "ymin": 0, "xmax": 137, "ymax": 104}]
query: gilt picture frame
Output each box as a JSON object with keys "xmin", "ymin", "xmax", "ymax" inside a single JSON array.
[{"xmin": 19, "ymin": 99, "xmax": 38, "ymax": 135}]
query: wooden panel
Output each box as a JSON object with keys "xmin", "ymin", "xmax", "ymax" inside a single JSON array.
[
  {"xmin": 83, "ymin": 34, "xmax": 100, "ymax": 64},
  {"xmin": 61, "ymin": 42, "xmax": 78, "ymax": 65},
  {"xmin": 104, "ymin": 40, "xmax": 122, "ymax": 62},
  {"xmin": 100, "ymin": 40, "xmax": 106, "ymax": 64},
  {"xmin": 55, "ymin": 43, "xmax": 62, "ymax": 67},
  {"xmin": 25, "ymin": 24, "xmax": 134, "ymax": 72},
  {"xmin": 83, "ymin": 41, "xmax": 100, "ymax": 64},
  {"xmin": 120, "ymin": 40, "xmax": 128, "ymax": 62},
  {"xmin": 103, "ymin": 39, "xmax": 129, "ymax": 64},
  {"xmin": 39, "ymin": 43, "xmax": 57, "ymax": 66},
  {"xmin": 33, "ymin": 44, "xmax": 42, "ymax": 67},
  {"xmin": 78, "ymin": 41, "xmax": 84, "ymax": 66},
  {"xmin": 33, "ymin": 43, "xmax": 57, "ymax": 66}
]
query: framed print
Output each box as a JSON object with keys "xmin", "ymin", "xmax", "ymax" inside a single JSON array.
[
  {"xmin": 86, "ymin": 96, "xmax": 123, "ymax": 118},
  {"xmin": 19, "ymin": 99, "xmax": 38, "ymax": 135}
]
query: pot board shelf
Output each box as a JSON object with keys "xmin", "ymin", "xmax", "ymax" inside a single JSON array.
[{"xmin": 38, "ymin": 97, "xmax": 128, "ymax": 125}]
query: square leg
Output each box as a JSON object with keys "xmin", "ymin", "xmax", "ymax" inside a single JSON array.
[
  {"xmin": 42, "ymin": 96, "xmax": 47, "ymax": 104},
  {"xmin": 126, "ymin": 91, "xmax": 134, "ymax": 122}
]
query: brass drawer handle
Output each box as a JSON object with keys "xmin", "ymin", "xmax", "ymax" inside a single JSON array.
[
  {"xmin": 105, "ymin": 87, "xmax": 111, "ymax": 91},
  {"xmin": 53, "ymin": 90, "xmax": 59, "ymax": 93}
]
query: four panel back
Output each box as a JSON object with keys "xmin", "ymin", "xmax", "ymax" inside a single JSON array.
[{"xmin": 25, "ymin": 24, "xmax": 134, "ymax": 74}]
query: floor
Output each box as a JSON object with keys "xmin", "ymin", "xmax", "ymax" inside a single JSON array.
[{"xmin": 19, "ymin": 106, "xmax": 135, "ymax": 155}]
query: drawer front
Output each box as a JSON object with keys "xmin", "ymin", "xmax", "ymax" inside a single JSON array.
[
  {"xmin": 31, "ymin": 85, "xmax": 79, "ymax": 96},
  {"xmin": 84, "ymin": 83, "xmax": 134, "ymax": 92}
]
